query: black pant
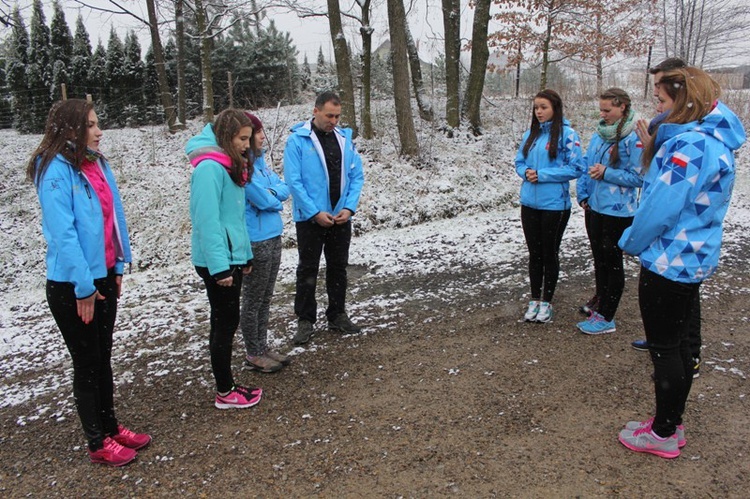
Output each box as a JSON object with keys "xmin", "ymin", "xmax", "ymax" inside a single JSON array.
[
  {"xmin": 196, "ymin": 266, "xmax": 243, "ymax": 393},
  {"xmin": 47, "ymin": 271, "xmax": 119, "ymax": 451},
  {"xmin": 521, "ymin": 206, "xmax": 570, "ymax": 302},
  {"xmin": 295, "ymin": 220, "xmax": 351, "ymax": 323},
  {"xmin": 584, "ymin": 209, "xmax": 633, "ymax": 321},
  {"xmin": 639, "ymin": 268, "xmax": 700, "ymax": 438}
]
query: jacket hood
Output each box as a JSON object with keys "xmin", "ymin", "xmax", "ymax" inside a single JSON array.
[
  {"xmin": 290, "ymin": 119, "xmax": 351, "ymax": 140},
  {"xmin": 185, "ymin": 123, "xmax": 233, "ymax": 167},
  {"xmin": 656, "ymin": 101, "xmax": 746, "ymax": 152}
]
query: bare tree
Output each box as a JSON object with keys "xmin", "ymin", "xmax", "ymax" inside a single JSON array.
[
  {"xmin": 463, "ymin": 0, "xmax": 491, "ymax": 135},
  {"xmin": 442, "ymin": 0, "xmax": 460, "ymax": 128},
  {"xmin": 659, "ymin": 0, "xmax": 750, "ymax": 67},
  {"xmin": 146, "ymin": 0, "xmax": 180, "ymax": 130},
  {"xmin": 1, "ymin": 0, "xmax": 13, "ymax": 27},
  {"xmin": 405, "ymin": 23, "xmax": 433, "ymax": 121},
  {"xmin": 175, "ymin": 0, "xmax": 187, "ymax": 125},
  {"xmin": 326, "ymin": 0, "xmax": 358, "ymax": 135},
  {"xmin": 387, "ymin": 0, "xmax": 419, "ymax": 157}
]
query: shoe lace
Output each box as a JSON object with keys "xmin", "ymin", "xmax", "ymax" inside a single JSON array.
[
  {"xmin": 103, "ymin": 437, "xmax": 127, "ymax": 453},
  {"xmin": 118, "ymin": 425, "xmax": 136, "ymax": 438}
]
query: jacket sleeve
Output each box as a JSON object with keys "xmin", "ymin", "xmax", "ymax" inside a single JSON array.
[
  {"xmin": 37, "ymin": 164, "xmax": 96, "ymax": 298},
  {"xmin": 602, "ymin": 134, "xmax": 644, "ymax": 188},
  {"xmin": 577, "ymin": 142, "xmax": 593, "ymax": 203},
  {"xmin": 284, "ymin": 136, "xmax": 320, "ymax": 221},
  {"xmin": 514, "ymin": 131, "xmax": 530, "ymax": 179},
  {"xmin": 341, "ymin": 138, "xmax": 364, "ymax": 214},
  {"xmin": 618, "ymin": 143, "xmax": 692, "ymax": 255},
  {"xmin": 536, "ymin": 128, "xmax": 584, "ymax": 183},
  {"xmin": 191, "ymin": 162, "xmax": 230, "ymax": 277},
  {"xmin": 268, "ymin": 169, "xmax": 290, "ymax": 201},
  {"xmin": 245, "ymin": 181, "xmax": 283, "ymax": 212}
]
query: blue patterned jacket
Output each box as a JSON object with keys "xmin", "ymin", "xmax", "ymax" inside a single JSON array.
[{"xmin": 619, "ymin": 102, "xmax": 746, "ymax": 282}]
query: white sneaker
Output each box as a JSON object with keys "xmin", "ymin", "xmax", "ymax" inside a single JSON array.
[
  {"xmin": 536, "ymin": 301, "xmax": 553, "ymax": 323},
  {"xmin": 524, "ymin": 300, "xmax": 540, "ymax": 321}
]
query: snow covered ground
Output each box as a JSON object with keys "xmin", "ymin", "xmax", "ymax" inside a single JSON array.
[{"xmin": 1, "ymin": 97, "xmax": 748, "ymax": 417}]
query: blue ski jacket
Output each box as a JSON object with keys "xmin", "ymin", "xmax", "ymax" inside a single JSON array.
[
  {"xmin": 244, "ymin": 153, "xmax": 289, "ymax": 242},
  {"xmin": 515, "ymin": 120, "xmax": 584, "ymax": 211},
  {"xmin": 283, "ymin": 120, "xmax": 364, "ymax": 222},
  {"xmin": 577, "ymin": 130, "xmax": 644, "ymax": 217},
  {"xmin": 35, "ymin": 154, "xmax": 132, "ymax": 299},
  {"xmin": 187, "ymin": 123, "xmax": 253, "ymax": 279},
  {"xmin": 619, "ymin": 101, "xmax": 746, "ymax": 283}
]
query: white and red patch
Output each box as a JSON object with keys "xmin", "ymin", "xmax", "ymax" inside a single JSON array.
[{"xmin": 671, "ymin": 152, "xmax": 690, "ymax": 168}]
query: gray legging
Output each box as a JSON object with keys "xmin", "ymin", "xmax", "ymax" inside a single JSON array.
[{"xmin": 240, "ymin": 236, "xmax": 282, "ymax": 356}]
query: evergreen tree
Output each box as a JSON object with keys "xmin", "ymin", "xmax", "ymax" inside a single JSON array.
[
  {"xmin": 0, "ymin": 56, "xmax": 10, "ymax": 129},
  {"xmin": 104, "ymin": 28, "xmax": 126, "ymax": 127},
  {"xmin": 27, "ymin": 0, "xmax": 52, "ymax": 133},
  {"xmin": 5, "ymin": 7, "xmax": 31, "ymax": 132},
  {"xmin": 313, "ymin": 46, "xmax": 336, "ymax": 92},
  {"xmin": 301, "ymin": 54, "xmax": 311, "ymax": 91},
  {"xmin": 316, "ymin": 46, "xmax": 326, "ymax": 73},
  {"xmin": 50, "ymin": 61, "xmax": 69, "ymax": 102},
  {"xmin": 89, "ymin": 41, "xmax": 108, "ymax": 116},
  {"xmin": 122, "ymin": 30, "xmax": 145, "ymax": 125},
  {"xmin": 70, "ymin": 15, "xmax": 92, "ymax": 99},
  {"xmin": 50, "ymin": 0, "xmax": 73, "ymax": 69},
  {"xmin": 143, "ymin": 45, "xmax": 161, "ymax": 123}
]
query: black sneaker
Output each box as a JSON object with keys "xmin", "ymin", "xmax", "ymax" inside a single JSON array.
[
  {"xmin": 580, "ymin": 295, "xmax": 599, "ymax": 316},
  {"xmin": 293, "ymin": 320, "xmax": 314, "ymax": 345},
  {"xmin": 328, "ymin": 313, "xmax": 361, "ymax": 334},
  {"xmin": 693, "ymin": 357, "xmax": 701, "ymax": 378}
]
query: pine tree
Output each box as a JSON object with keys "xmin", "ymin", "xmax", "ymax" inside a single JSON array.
[
  {"xmin": 27, "ymin": 0, "xmax": 52, "ymax": 133},
  {"xmin": 89, "ymin": 41, "xmax": 108, "ymax": 116},
  {"xmin": 70, "ymin": 15, "xmax": 92, "ymax": 99},
  {"xmin": 301, "ymin": 54, "xmax": 311, "ymax": 91},
  {"xmin": 104, "ymin": 28, "xmax": 126, "ymax": 127},
  {"xmin": 5, "ymin": 7, "xmax": 31, "ymax": 132},
  {"xmin": 122, "ymin": 30, "xmax": 145, "ymax": 125},
  {"xmin": 143, "ymin": 45, "xmax": 161, "ymax": 122},
  {"xmin": 50, "ymin": 0, "xmax": 73, "ymax": 70}
]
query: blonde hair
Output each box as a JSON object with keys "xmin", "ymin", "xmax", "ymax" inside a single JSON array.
[{"xmin": 641, "ymin": 67, "xmax": 721, "ymax": 167}]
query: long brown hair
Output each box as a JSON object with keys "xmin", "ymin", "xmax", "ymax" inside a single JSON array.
[
  {"xmin": 600, "ymin": 87, "xmax": 632, "ymax": 168},
  {"xmin": 523, "ymin": 89, "xmax": 564, "ymax": 160},
  {"xmin": 213, "ymin": 109, "xmax": 254, "ymax": 186},
  {"xmin": 27, "ymin": 99, "xmax": 95, "ymax": 185},
  {"xmin": 641, "ymin": 67, "xmax": 721, "ymax": 168}
]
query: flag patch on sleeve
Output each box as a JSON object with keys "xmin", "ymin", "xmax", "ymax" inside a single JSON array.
[{"xmin": 671, "ymin": 152, "xmax": 689, "ymax": 168}]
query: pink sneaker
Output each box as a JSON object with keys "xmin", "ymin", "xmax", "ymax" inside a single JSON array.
[
  {"xmin": 89, "ymin": 436, "xmax": 137, "ymax": 466},
  {"xmin": 113, "ymin": 424, "xmax": 152, "ymax": 450},
  {"xmin": 618, "ymin": 426, "xmax": 680, "ymax": 459},
  {"xmin": 215, "ymin": 385, "xmax": 263, "ymax": 409},
  {"xmin": 624, "ymin": 417, "xmax": 686, "ymax": 448}
]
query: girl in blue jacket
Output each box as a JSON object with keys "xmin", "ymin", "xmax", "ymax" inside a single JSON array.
[
  {"xmin": 576, "ymin": 88, "xmax": 643, "ymax": 335},
  {"xmin": 239, "ymin": 113, "xmax": 291, "ymax": 373},
  {"xmin": 28, "ymin": 99, "xmax": 149, "ymax": 467},
  {"xmin": 515, "ymin": 89, "xmax": 584, "ymax": 323},
  {"xmin": 617, "ymin": 67, "xmax": 746, "ymax": 459},
  {"xmin": 187, "ymin": 109, "xmax": 261, "ymax": 410}
]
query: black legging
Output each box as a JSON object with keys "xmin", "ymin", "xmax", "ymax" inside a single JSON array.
[
  {"xmin": 521, "ymin": 205, "xmax": 571, "ymax": 302},
  {"xmin": 584, "ymin": 209, "xmax": 633, "ymax": 321},
  {"xmin": 639, "ymin": 268, "xmax": 700, "ymax": 438},
  {"xmin": 47, "ymin": 271, "xmax": 119, "ymax": 452},
  {"xmin": 196, "ymin": 266, "xmax": 243, "ymax": 393}
]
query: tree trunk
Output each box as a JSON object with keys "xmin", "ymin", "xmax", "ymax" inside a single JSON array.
[
  {"xmin": 359, "ymin": 0, "xmax": 373, "ymax": 139},
  {"xmin": 175, "ymin": 0, "xmax": 186, "ymax": 125},
  {"xmin": 442, "ymin": 0, "xmax": 460, "ymax": 128},
  {"xmin": 540, "ymin": 4, "xmax": 553, "ymax": 91},
  {"xmin": 195, "ymin": 0, "xmax": 214, "ymax": 122},
  {"xmin": 146, "ymin": 0, "xmax": 179, "ymax": 130},
  {"xmin": 387, "ymin": 0, "xmax": 419, "ymax": 157},
  {"xmin": 463, "ymin": 0, "xmax": 490, "ymax": 135},
  {"xmin": 405, "ymin": 24, "xmax": 433, "ymax": 122},
  {"xmin": 326, "ymin": 0, "xmax": 358, "ymax": 136}
]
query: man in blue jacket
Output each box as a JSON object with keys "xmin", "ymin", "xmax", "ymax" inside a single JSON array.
[{"xmin": 284, "ymin": 91, "xmax": 365, "ymax": 345}]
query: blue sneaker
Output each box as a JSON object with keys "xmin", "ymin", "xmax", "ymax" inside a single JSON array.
[
  {"xmin": 631, "ymin": 339, "xmax": 648, "ymax": 351},
  {"xmin": 577, "ymin": 312, "xmax": 616, "ymax": 335}
]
